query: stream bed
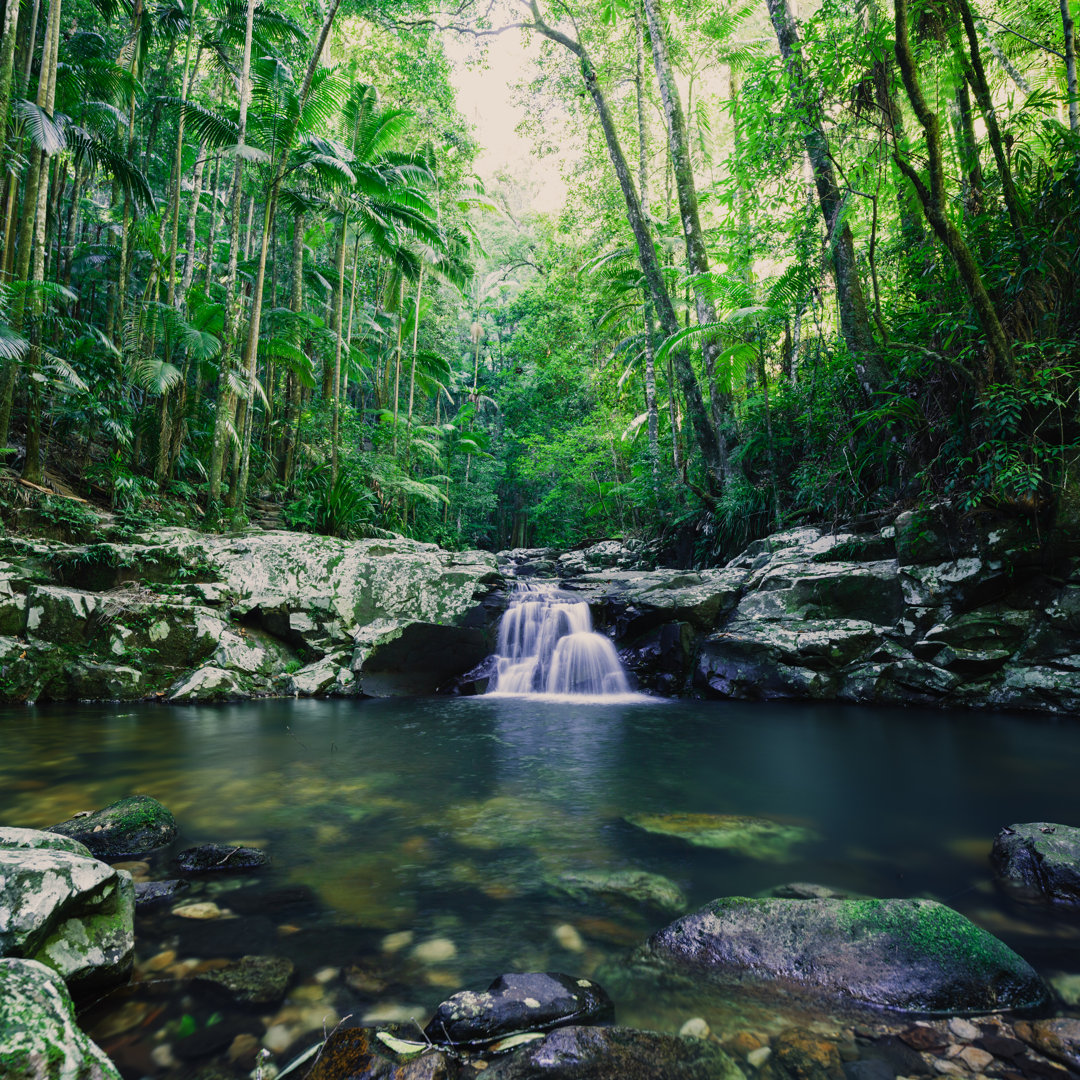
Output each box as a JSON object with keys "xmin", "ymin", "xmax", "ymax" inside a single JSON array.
[{"xmin": 2, "ymin": 697, "xmax": 1079, "ymax": 1076}]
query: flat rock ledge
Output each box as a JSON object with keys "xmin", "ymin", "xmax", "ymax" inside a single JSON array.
[
  {"xmin": 641, "ymin": 897, "xmax": 1049, "ymax": 1015},
  {"xmin": 991, "ymin": 822, "xmax": 1080, "ymax": 906}
]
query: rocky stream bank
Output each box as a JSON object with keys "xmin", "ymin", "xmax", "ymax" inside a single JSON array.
[{"xmin": 1, "ymin": 503, "xmax": 1079, "ymax": 711}]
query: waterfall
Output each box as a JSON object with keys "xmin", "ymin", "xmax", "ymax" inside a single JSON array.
[{"xmin": 487, "ymin": 583, "xmax": 632, "ymax": 698}]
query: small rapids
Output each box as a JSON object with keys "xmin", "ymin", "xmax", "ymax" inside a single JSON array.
[{"xmin": 486, "ymin": 582, "xmax": 646, "ymax": 700}]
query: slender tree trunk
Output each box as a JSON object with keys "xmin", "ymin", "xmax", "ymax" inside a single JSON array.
[
  {"xmin": 764, "ymin": 0, "xmax": 884, "ymax": 394},
  {"xmin": 181, "ymin": 141, "xmax": 207, "ymax": 295},
  {"xmin": 634, "ymin": 6, "xmax": 660, "ymax": 481},
  {"xmin": 525, "ymin": 1, "xmax": 722, "ymax": 481},
  {"xmin": 0, "ymin": 0, "xmax": 21, "ymax": 180},
  {"xmin": 893, "ymin": 0, "xmax": 1015, "ymax": 382},
  {"xmin": 330, "ymin": 213, "xmax": 347, "ymax": 483},
  {"xmin": 167, "ymin": 14, "xmax": 199, "ymax": 307},
  {"xmin": 950, "ymin": 78, "xmax": 984, "ymax": 218},
  {"xmin": 642, "ymin": 0, "xmax": 733, "ymax": 478},
  {"xmin": 1061, "ymin": 0, "xmax": 1079, "ymax": 136}
]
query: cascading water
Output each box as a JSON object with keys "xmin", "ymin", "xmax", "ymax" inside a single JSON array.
[{"xmin": 487, "ymin": 582, "xmax": 633, "ymax": 697}]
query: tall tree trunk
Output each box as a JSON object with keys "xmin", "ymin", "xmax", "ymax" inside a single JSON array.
[
  {"xmin": 0, "ymin": 0, "xmax": 21, "ymax": 180},
  {"xmin": 1061, "ymin": 0, "xmax": 1078, "ymax": 136},
  {"xmin": 633, "ymin": 6, "xmax": 659, "ymax": 479},
  {"xmin": 525, "ymin": 1, "xmax": 722, "ymax": 483},
  {"xmin": 208, "ymin": 0, "xmax": 255, "ymax": 521},
  {"xmin": 279, "ymin": 209, "xmax": 304, "ymax": 484},
  {"xmin": 181, "ymin": 141, "xmax": 207, "ymax": 295},
  {"xmin": 893, "ymin": 0, "xmax": 1015, "ymax": 383},
  {"xmin": 950, "ymin": 78, "xmax": 984, "ymax": 218},
  {"xmin": 764, "ymin": 0, "xmax": 884, "ymax": 394},
  {"xmin": 330, "ymin": 212, "xmax": 347, "ymax": 483},
  {"xmin": 642, "ymin": 0, "xmax": 733, "ymax": 478},
  {"xmin": 231, "ymin": 0, "xmax": 345, "ymax": 513}
]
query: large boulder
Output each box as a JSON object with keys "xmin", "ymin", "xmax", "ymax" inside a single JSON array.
[
  {"xmin": 990, "ymin": 822, "xmax": 1080, "ymax": 906},
  {"xmin": 0, "ymin": 830, "xmax": 134, "ymax": 993},
  {"xmin": 643, "ymin": 897, "xmax": 1048, "ymax": 1015},
  {"xmin": 0, "ymin": 958, "xmax": 121, "ymax": 1080},
  {"xmin": 423, "ymin": 973, "xmax": 614, "ymax": 1047},
  {"xmin": 48, "ymin": 795, "xmax": 176, "ymax": 859}
]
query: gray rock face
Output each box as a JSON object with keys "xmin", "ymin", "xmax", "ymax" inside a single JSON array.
[
  {"xmin": 991, "ymin": 822, "xmax": 1080, "ymax": 906},
  {"xmin": 192, "ymin": 953, "xmax": 294, "ymax": 1005},
  {"xmin": 174, "ymin": 843, "xmax": 270, "ymax": 873},
  {"xmin": 48, "ymin": 795, "xmax": 177, "ymax": 859},
  {"xmin": 424, "ymin": 972, "xmax": 614, "ymax": 1047},
  {"xmin": 0, "ymin": 830, "xmax": 134, "ymax": 992},
  {"xmin": 0, "ymin": 529, "xmax": 501, "ymax": 703},
  {"xmin": 643, "ymin": 897, "xmax": 1049, "ymax": 1015},
  {"xmin": 482, "ymin": 1025, "xmax": 745, "ymax": 1080},
  {"xmin": 0, "ymin": 958, "xmax": 121, "ymax": 1080}
]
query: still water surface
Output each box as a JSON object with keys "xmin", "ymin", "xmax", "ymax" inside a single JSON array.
[{"xmin": 1, "ymin": 698, "xmax": 1078, "ymax": 1065}]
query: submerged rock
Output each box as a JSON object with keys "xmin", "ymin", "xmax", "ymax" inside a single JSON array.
[
  {"xmin": 307, "ymin": 1026, "xmax": 457, "ymax": 1080},
  {"xmin": 482, "ymin": 1025, "xmax": 744, "ymax": 1080},
  {"xmin": 1014, "ymin": 1018, "xmax": 1080, "ymax": 1072},
  {"xmin": 552, "ymin": 869, "xmax": 687, "ymax": 914},
  {"xmin": 0, "ymin": 830, "xmax": 134, "ymax": 992},
  {"xmin": 643, "ymin": 897, "xmax": 1048, "ymax": 1015},
  {"xmin": 174, "ymin": 843, "xmax": 270, "ymax": 873},
  {"xmin": 625, "ymin": 813, "xmax": 817, "ymax": 861},
  {"xmin": 424, "ymin": 972, "xmax": 614, "ymax": 1047},
  {"xmin": 990, "ymin": 822, "xmax": 1080, "ymax": 906},
  {"xmin": 193, "ymin": 953, "xmax": 295, "ymax": 1005},
  {"xmin": 48, "ymin": 795, "xmax": 177, "ymax": 859},
  {"xmin": 133, "ymin": 879, "xmax": 188, "ymax": 909},
  {"xmin": 0, "ymin": 958, "xmax": 121, "ymax": 1079}
]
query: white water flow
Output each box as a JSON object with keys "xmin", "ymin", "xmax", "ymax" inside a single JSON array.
[{"xmin": 487, "ymin": 583, "xmax": 633, "ymax": 698}]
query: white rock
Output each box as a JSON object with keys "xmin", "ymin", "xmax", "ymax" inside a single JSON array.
[
  {"xmin": 381, "ymin": 930, "xmax": 414, "ymax": 954},
  {"xmin": 553, "ymin": 924, "xmax": 585, "ymax": 953},
  {"xmin": 679, "ymin": 1017, "xmax": 710, "ymax": 1039},
  {"xmin": 746, "ymin": 1047, "xmax": 772, "ymax": 1068},
  {"xmin": 948, "ymin": 1017, "xmax": 980, "ymax": 1041},
  {"xmin": 412, "ymin": 937, "xmax": 456, "ymax": 963}
]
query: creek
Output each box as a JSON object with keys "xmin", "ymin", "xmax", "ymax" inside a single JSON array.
[{"xmin": 1, "ymin": 697, "xmax": 1079, "ymax": 1072}]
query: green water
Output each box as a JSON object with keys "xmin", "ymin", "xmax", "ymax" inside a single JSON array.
[{"xmin": 1, "ymin": 697, "xmax": 1078, "ymax": 1071}]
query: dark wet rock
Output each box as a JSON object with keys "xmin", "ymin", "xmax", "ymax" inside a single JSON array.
[
  {"xmin": 174, "ymin": 1016, "xmax": 265, "ymax": 1060},
  {"xmin": 625, "ymin": 813, "xmax": 817, "ymax": 861},
  {"xmin": 991, "ymin": 822, "xmax": 1080, "ymax": 906},
  {"xmin": 0, "ymin": 958, "xmax": 121, "ymax": 1079},
  {"xmin": 975, "ymin": 1032, "xmax": 1026, "ymax": 1060},
  {"xmin": 843, "ymin": 1061, "xmax": 895, "ymax": 1080},
  {"xmin": 174, "ymin": 843, "xmax": 270, "ymax": 873},
  {"xmin": 0, "ymin": 830, "xmax": 134, "ymax": 993},
  {"xmin": 48, "ymin": 795, "xmax": 177, "ymax": 859},
  {"xmin": 861, "ymin": 1036, "xmax": 931, "ymax": 1076},
  {"xmin": 193, "ymin": 954, "xmax": 294, "ymax": 1006},
  {"xmin": 134, "ymin": 879, "xmax": 188, "ymax": 909},
  {"xmin": 643, "ymin": 897, "xmax": 1049, "ymax": 1014},
  {"xmin": 1014, "ymin": 1018, "xmax": 1080, "ymax": 1072},
  {"xmin": 552, "ymin": 869, "xmax": 687, "ymax": 914},
  {"xmin": 307, "ymin": 1026, "xmax": 457, "ymax": 1080},
  {"xmin": 482, "ymin": 1025, "xmax": 745, "ymax": 1080},
  {"xmin": 773, "ymin": 1029, "xmax": 845, "ymax": 1080},
  {"xmin": 424, "ymin": 973, "xmax": 614, "ymax": 1047}
]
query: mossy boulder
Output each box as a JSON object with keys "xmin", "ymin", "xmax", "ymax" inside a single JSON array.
[
  {"xmin": 192, "ymin": 953, "xmax": 294, "ymax": 1005},
  {"xmin": 0, "ymin": 958, "xmax": 121, "ymax": 1080},
  {"xmin": 551, "ymin": 869, "xmax": 687, "ymax": 914},
  {"xmin": 643, "ymin": 897, "xmax": 1048, "ymax": 1015},
  {"xmin": 48, "ymin": 795, "xmax": 177, "ymax": 859},
  {"xmin": 991, "ymin": 822, "xmax": 1080, "ymax": 906},
  {"xmin": 625, "ymin": 813, "xmax": 818, "ymax": 862},
  {"xmin": 0, "ymin": 832, "xmax": 134, "ymax": 993}
]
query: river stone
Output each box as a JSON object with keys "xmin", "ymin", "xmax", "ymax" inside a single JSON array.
[
  {"xmin": 772, "ymin": 1029, "xmax": 845, "ymax": 1080},
  {"xmin": 48, "ymin": 795, "xmax": 177, "ymax": 859},
  {"xmin": 762, "ymin": 883, "xmax": 868, "ymax": 900},
  {"xmin": 990, "ymin": 822, "xmax": 1080, "ymax": 906},
  {"xmin": 625, "ymin": 813, "xmax": 817, "ymax": 861},
  {"xmin": 423, "ymin": 972, "xmax": 614, "ymax": 1047},
  {"xmin": 1014, "ymin": 1018, "xmax": 1080, "ymax": 1071},
  {"xmin": 643, "ymin": 897, "xmax": 1048, "ymax": 1014},
  {"xmin": 174, "ymin": 843, "xmax": 270, "ymax": 873},
  {"xmin": 133, "ymin": 879, "xmax": 188, "ymax": 909},
  {"xmin": 553, "ymin": 869, "xmax": 687, "ymax": 914},
  {"xmin": 0, "ymin": 838, "xmax": 134, "ymax": 993},
  {"xmin": 306, "ymin": 1026, "xmax": 456, "ymax": 1080},
  {"xmin": 482, "ymin": 1025, "xmax": 745, "ymax": 1080},
  {"xmin": 193, "ymin": 954, "xmax": 294, "ymax": 1005},
  {"xmin": 0, "ymin": 958, "xmax": 121, "ymax": 1080}
]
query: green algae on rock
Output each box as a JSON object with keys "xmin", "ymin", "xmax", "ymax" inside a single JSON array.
[
  {"xmin": 643, "ymin": 897, "xmax": 1049, "ymax": 1015},
  {"xmin": 625, "ymin": 813, "xmax": 818, "ymax": 861},
  {"xmin": 0, "ymin": 958, "xmax": 121, "ymax": 1080},
  {"xmin": 552, "ymin": 869, "xmax": 688, "ymax": 914},
  {"xmin": 0, "ymin": 836, "xmax": 135, "ymax": 993},
  {"xmin": 48, "ymin": 795, "xmax": 177, "ymax": 859},
  {"xmin": 991, "ymin": 822, "xmax": 1080, "ymax": 907}
]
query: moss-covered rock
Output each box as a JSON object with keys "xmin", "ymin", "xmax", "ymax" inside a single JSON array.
[
  {"xmin": 0, "ymin": 834, "xmax": 134, "ymax": 993},
  {"xmin": 48, "ymin": 796, "xmax": 177, "ymax": 859},
  {"xmin": 625, "ymin": 814, "xmax": 818, "ymax": 862},
  {"xmin": 551, "ymin": 869, "xmax": 687, "ymax": 914},
  {"xmin": 0, "ymin": 958, "xmax": 121, "ymax": 1080},
  {"xmin": 643, "ymin": 897, "xmax": 1048, "ymax": 1015},
  {"xmin": 192, "ymin": 953, "xmax": 294, "ymax": 1005}
]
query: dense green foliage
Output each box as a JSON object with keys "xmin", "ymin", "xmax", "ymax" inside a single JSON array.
[{"xmin": 0, "ymin": 0, "xmax": 1076, "ymax": 560}]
